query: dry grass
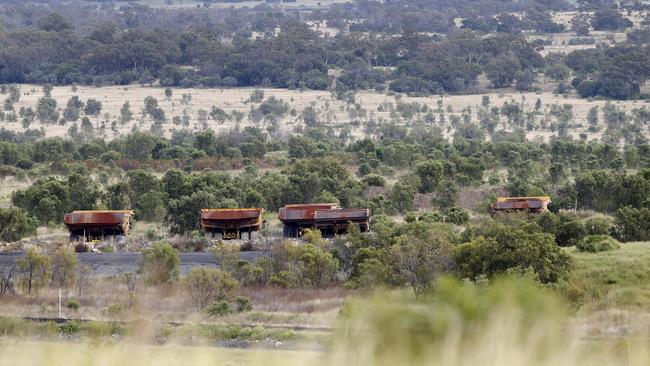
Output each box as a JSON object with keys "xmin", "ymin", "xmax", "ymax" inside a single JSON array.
[
  {"xmin": 0, "ymin": 177, "xmax": 30, "ymax": 207},
  {"xmin": 110, "ymin": 0, "xmax": 347, "ymax": 9},
  {"xmin": 0, "ymin": 340, "xmax": 322, "ymax": 366},
  {"xmin": 239, "ymin": 287, "xmax": 349, "ymax": 313},
  {"xmin": 3, "ymin": 85, "xmax": 648, "ymax": 145},
  {"xmin": 0, "ymin": 279, "xmax": 345, "ymax": 327}
]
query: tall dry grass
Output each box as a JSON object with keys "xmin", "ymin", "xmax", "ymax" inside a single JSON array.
[
  {"xmin": 0, "ymin": 279, "xmax": 344, "ymax": 327},
  {"xmin": 2, "ymin": 275, "xmax": 650, "ymax": 366},
  {"xmin": 0, "ymin": 341, "xmax": 322, "ymax": 366},
  {"xmin": 327, "ymin": 276, "xmax": 650, "ymax": 366}
]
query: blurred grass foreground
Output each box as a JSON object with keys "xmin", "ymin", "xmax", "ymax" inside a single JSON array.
[{"xmin": 1, "ymin": 276, "xmax": 649, "ymax": 366}]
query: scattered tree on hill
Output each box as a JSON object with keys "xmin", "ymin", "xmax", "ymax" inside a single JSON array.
[
  {"xmin": 84, "ymin": 99, "xmax": 102, "ymax": 116},
  {"xmin": 50, "ymin": 247, "xmax": 78, "ymax": 288},
  {"xmin": 0, "ymin": 207, "xmax": 38, "ymax": 242},
  {"xmin": 390, "ymin": 223, "xmax": 455, "ymax": 296},
  {"xmin": 18, "ymin": 249, "xmax": 51, "ymax": 295}
]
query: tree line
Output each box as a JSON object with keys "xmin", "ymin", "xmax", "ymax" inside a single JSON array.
[
  {"xmin": 2, "ymin": 8, "xmax": 650, "ymax": 99},
  {"xmin": 1, "ymin": 125, "xmax": 648, "ymax": 240}
]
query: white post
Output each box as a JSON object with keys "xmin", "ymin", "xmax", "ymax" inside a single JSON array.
[{"xmin": 58, "ymin": 289, "xmax": 62, "ymax": 318}]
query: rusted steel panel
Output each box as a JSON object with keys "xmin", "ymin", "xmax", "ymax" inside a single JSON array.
[
  {"xmin": 200, "ymin": 208, "xmax": 264, "ymax": 239},
  {"xmin": 494, "ymin": 200, "xmax": 544, "ymax": 210},
  {"xmin": 64, "ymin": 211, "xmax": 133, "ymax": 226},
  {"xmin": 490, "ymin": 196, "xmax": 551, "ymax": 214},
  {"xmin": 201, "ymin": 208, "xmax": 263, "ymax": 221},
  {"xmin": 284, "ymin": 204, "xmax": 340, "ymax": 209},
  {"xmin": 313, "ymin": 208, "xmax": 370, "ymax": 221},
  {"xmin": 64, "ymin": 210, "xmax": 134, "ymax": 241},
  {"xmin": 279, "ymin": 203, "xmax": 370, "ymax": 238},
  {"xmin": 278, "ymin": 203, "xmax": 339, "ymax": 222}
]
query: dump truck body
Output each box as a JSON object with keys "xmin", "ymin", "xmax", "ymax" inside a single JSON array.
[
  {"xmin": 490, "ymin": 196, "xmax": 551, "ymax": 215},
  {"xmin": 64, "ymin": 210, "xmax": 134, "ymax": 241},
  {"xmin": 200, "ymin": 208, "xmax": 264, "ymax": 240},
  {"xmin": 278, "ymin": 203, "xmax": 370, "ymax": 238}
]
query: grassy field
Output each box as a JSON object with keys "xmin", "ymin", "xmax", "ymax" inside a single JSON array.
[{"xmin": 568, "ymin": 242, "xmax": 650, "ymax": 309}]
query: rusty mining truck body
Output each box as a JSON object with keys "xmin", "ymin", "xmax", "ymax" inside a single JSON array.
[
  {"xmin": 490, "ymin": 196, "xmax": 551, "ymax": 215},
  {"xmin": 64, "ymin": 210, "xmax": 134, "ymax": 241},
  {"xmin": 278, "ymin": 203, "xmax": 370, "ymax": 238},
  {"xmin": 200, "ymin": 208, "xmax": 265, "ymax": 240}
]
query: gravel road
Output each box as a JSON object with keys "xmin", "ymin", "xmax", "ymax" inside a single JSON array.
[{"xmin": 0, "ymin": 251, "xmax": 269, "ymax": 276}]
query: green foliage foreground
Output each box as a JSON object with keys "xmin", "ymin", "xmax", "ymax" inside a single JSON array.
[{"xmin": 332, "ymin": 276, "xmax": 647, "ymax": 366}]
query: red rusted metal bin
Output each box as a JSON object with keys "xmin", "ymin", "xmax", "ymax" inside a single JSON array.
[
  {"xmin": 200, "ymin": 208, "xmax": 264, "ymax": 240},
  {"xmin": 64, "ymin": 210, "xmax": 134, "ymax": 241},
  {"xmin": 490, "ymin": 196, "xmax": 551, "ymax": 215},
  {"xmin": 278, "ymin": 203, "xmax": 370, "ymax": 238}
]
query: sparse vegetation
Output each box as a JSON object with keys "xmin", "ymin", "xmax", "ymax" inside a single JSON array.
[
  {"xmin": 186, "ymin": 267, "xmax": 239, "ymax": 311},
  {"xmin": 576, "ymin": 235, "xmax": 620, "ymax": 253},
  {"xmin": 0, "ymin": 1, "xmax": 650, "ymax": 364},
  {"xmin": 139, "ymin": 242, "xmax": 179, "ymax": 285}
]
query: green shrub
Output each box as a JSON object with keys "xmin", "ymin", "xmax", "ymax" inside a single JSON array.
[
  {"xmin": 576, "ymin": 235, "xmax": 620, "ymax": 253},
  {"xmin": 84, "ymin": 321, "xmax": 125, "ymax": 338},
  {"xmin": 584, "ymin": 216, "xmax": 614, "ymax": 235},
  {"xmin": 404, "ymin": 211, "xmax": 418, "ymax": 223},
  {"xmin": 535, "ymin": 211, "xmax": 560, "ymax": 234},
  {"xmin": 270, "ymin": 270, "xmax": 300, "ymax": 289},
  {"xmin": 65, "ymin": 299, "xmax": 80, "ymax": 311},
  {"xmin": 185, "ymin": 267, "xmax": 239, "ymax": 311},
  {"xmin": 206, "ymin": 300, "xmax": 232, "ymax": 317},
  {"xmin": 18, "ymin": 249, "xmax": 51, "ymax": 295},
  {"xmin": 0, "ymin": 207, "xmax": 38, "ymax": 242},
  {"xmin": 419, "ymin": 211, "xmax": 443, "ymax": 223},
  {"xmin": 390, "ymin": 222, "xmax": 456, "ymax": 296},
  {"xmin": 613, "ymin": 207, "xmax": 650, "ymax": 242},
  {"xmin": 139, "ymin": 241, "xmax": 179, "ymax": 284},
  {"xmin": 362, "ymin": 174, "xmax": 386, "ymax": 187},
  {"xmin": 235, "ymin": 296, "xmax": 253, "ymax": 312},
  {"xmin": 443, "ymin": 207, "xmax": 469, "ymax": 225},
  {"xmin": 51, "ymin": 247, "xmax": 78, "ymax": 288},
  {"xmin": 199, "ymin": 324, "xmax": 296, "ymax": 341},
  {"xmin": 60, "ymin": 321, "xmax": 81, "ymax": 336},
  {"xmin": 297, "ymin": 244, "xmax": 339, "ymax": 287},
  {"xmin": 355, "ymin": 257, "xmax": 391, "ymax": 289},
  {"xmin": 555, "ymin": 220, "xmax": 587, "ymax": 247},
  {"xmin": 454, "ymin": 222, "xmax": 572, "ymax": 283}
]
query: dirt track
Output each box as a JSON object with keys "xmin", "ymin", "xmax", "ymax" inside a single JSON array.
[{"xmin": 0, "ymin": 251, "xmax": 268, "ymax": 276}]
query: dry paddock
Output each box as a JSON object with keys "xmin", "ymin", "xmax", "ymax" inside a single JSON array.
[
  {"xmin": 2, "ymin": 85, "xmax": 650, "ymax": 144},
  {"xmin": 0, "ymin": 280, "xmax": 348, "ymax": 326}
]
